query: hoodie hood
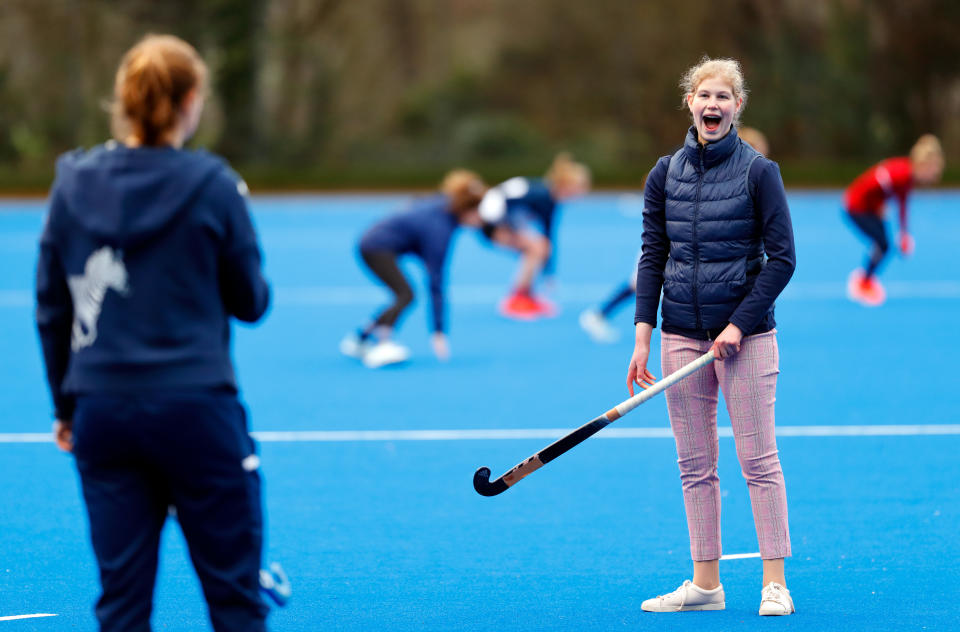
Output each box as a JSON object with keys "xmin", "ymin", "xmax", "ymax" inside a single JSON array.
[{"xmin": 53, "ymin": 141, "xmax": 225, "ymax": 249}]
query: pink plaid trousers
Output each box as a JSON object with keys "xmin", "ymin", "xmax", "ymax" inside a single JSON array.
[{"xmin": 660, "ymin": 330, "xmax": 791, "ymax": 561}]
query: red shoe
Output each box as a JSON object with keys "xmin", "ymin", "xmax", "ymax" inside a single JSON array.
[
  {"xmin": 533, "ymin": 295, "xmax": 558, "ymax": 318},
  {"xmin": 499, "ymin": 292, "xmax": 557, "ymax": 320},
  {"xmin": 847, "ymin": 269, "xmax": 886, "ymax": 306}
]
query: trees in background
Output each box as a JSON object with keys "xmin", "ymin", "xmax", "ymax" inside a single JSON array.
[{"xmin": 1, "ymin": 0, "xmax": 958, "ymax": 185}]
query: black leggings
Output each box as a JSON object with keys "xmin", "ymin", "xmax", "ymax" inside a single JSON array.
[
  {"xmin": 361, "ymin": 249, "xmax": 414, "ymax": 330},
  {"xmin": 848, "ymin": 212, "xmax": 889, "ymax": 278}
]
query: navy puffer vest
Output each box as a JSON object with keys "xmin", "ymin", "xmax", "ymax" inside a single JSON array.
[{"xmin": 661, "ymin": 126, "xmax": 764, "ymax": 332}]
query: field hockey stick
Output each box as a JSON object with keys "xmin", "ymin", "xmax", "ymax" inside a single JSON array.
[{"xmin": 473, "ymin": 350, "xmax": 715, "ymax": 496}]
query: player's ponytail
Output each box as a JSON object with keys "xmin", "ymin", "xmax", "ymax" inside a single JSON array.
[
  {"xmin": 111, "ymin": 34, "xmax": 207, "ymax": 146},
  {"xmin": 441, "ymin": 169, "xmax": 487, "ymax": 215}
]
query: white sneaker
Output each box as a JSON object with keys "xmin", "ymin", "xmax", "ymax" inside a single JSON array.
[
  {"xmin": 759, "ymin": 582, "xmax": 794, "ymax": 616},
  {"xmin": 579, "ymin": 309, "xmax": 619, "ymax": 343},
  {"xmin": 641, "ymin": 580, "xmax": 725, "ymax": 612},
  {"xmin": 362, "ymin": 340, "xmax": 411, "ymax": 368}
]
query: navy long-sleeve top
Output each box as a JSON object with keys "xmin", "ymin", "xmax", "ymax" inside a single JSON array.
[
  {"xmin": 634, "ymin": 133, "xmax": 796, "ymax": 339},
  {"xmin": 36, "ymin": 142, "xmax": 270, "ymax": 420},
  {"xmin": 359, "ymin": 194, "xmax": 460, "ymax": 333}
]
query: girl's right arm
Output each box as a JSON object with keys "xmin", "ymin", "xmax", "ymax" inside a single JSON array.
[
  {"xmin": 424, "ymin": 238, "xmax": 451, "ymax": 359},
  {"xmin": 627, "ymin": 322, "xmax": 656, "ymax": 396},
  {"xmin": 896, "ymin": 191, "xmax": 914, "ymax": 255},
  {"xmin": 218, "ymin": 175, "xmax": 271, "ymax": 323},
  {"xmin": 627, "ymin": 156, "xmax": 671, "ymax": 394}
]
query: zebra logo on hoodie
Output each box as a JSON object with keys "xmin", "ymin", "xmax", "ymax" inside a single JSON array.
[{"xmin": 67, "ymin": 246, "xmax": 129, "ymax": 351}]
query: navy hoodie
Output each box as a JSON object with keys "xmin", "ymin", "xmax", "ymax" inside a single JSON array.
[
  {"xmin": 359, "ymin": 194, "xmax": 460, "ymax": 333},
  {"xmin": 36, "ymin": 142, "xmax": 270, "ymax": 420}
]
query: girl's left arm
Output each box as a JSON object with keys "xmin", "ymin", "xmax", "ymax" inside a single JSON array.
[
  {"xmin": 727, "ymin": 159, "xmax": 797, "ymax": 335},
  {"xmin": 35, "ymin": 191, "xmax": 76, "ymax": 422}
]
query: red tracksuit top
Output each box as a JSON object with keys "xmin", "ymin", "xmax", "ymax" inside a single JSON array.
[{"xmin": 844, "ymin": 157, "xmax": 913, "ymax": 229}]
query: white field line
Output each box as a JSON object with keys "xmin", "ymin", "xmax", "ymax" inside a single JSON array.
[
  {"xmin": 3, "ymin": 425, "xmax": 960, "ymax": 444},
  {"xmin": 720, "ymin": 552, "xmax": 761, "ymax": 560},
  {"xmin": 0, "ymin": 614, "xmax": 57, "ymax": 622},
  {"xmin": 3, "ymin": 281, "xmax": 960, "ymax": 308},
  {"xmin": 256, "ymin": 424, "xmax": 960, "ymax": 441}
]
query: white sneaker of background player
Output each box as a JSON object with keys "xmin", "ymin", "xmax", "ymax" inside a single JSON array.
[
  {"xmin": 362, "ymin": 340, "xmax": 411, "ymax": 368},
  {"xmin": 339, "ymin": 333, "xmax": 371, "ymax": 359},
  {"xmin": 579, "ymin": 309, "xmax": 619, "ymax": 344},
  {"xmin": 641, "ymin": 580, "xmax": 725, "ymax": 612},
  {"xmin": 758, "ymin": 582, "xmax": 794, "ymax": 616}
]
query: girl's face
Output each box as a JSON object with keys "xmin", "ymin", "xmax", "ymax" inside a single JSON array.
[
  {"xmin": 553, "ymin": 172, "xmax": 590, "ymax": 201},
  {"xmin": 913, "ymin": 158, "xmax": 944, "ymax": 186},
  {"xmin": 176, "ymin": 88, "xmax": 205, "ymax": 147},
  {"xmin": 687, "ymin": 76, "xmax": 742, "ymax": 145}
]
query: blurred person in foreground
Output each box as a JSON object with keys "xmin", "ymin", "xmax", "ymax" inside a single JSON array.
[
  {"xmin": 479, "ymin": 153, "xmax": 591, "ymax": 320},
  {"xmin": 339, "ymin": 170, "xmax": 486, "ymax": 368},
  {"xmin": 843, "ymin": 134, "xmax": 944, "ymax": 306},
  {"xmin": 626, "ymin": 57, "xmax": 797, "ymax": 616},
  {"xmin": 579, "ymin": 126, "xmax": 770, "ymax": 344},
  {"xmin": 36, "ymin": 34, "xmax": 271, "ymax": 631}
]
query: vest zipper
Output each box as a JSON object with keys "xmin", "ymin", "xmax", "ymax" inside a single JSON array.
[{"xmin": 693, "ymin": 146, "xmax": 704, "ymax": 330}]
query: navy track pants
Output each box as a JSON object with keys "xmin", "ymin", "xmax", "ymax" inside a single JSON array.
[{"xmin": 72, "ymin": 390, "xmax": 268, "ymax": 632}]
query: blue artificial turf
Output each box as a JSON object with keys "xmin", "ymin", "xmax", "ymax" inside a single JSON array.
[{"xmin": 0, "ymin": 190, "xmax": 958, "ymax": 630}]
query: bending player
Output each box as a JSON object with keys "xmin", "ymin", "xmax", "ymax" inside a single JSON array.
[
  {"xmin": 844, "ymin": 134, "xmax": 944, "ymax": 306},
  {"xmin": 340, "ymin": 170, "xmax": 486, "ymax": 368},
  {"xmin": 479, "ymin": 153, "xmax": 591, "ymax": 319}
]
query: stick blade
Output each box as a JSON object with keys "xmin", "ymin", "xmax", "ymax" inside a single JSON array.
[{"xmin": 473, "ymin": 466, "xmax": 508, "ymax": 497}]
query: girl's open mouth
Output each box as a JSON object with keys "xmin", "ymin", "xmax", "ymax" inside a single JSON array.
[{"xmin": 703, "ymin": 115, "xmax": 722, "ymax": 132}]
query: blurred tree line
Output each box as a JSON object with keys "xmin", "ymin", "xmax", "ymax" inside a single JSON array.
[{"xmin": 1, "ymin": 0, "xmax": 958, "ymax": 190}]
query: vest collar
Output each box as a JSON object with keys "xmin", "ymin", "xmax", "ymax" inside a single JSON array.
[{"xmin": 683, "ymin": 125, "xmax": 740, "ymax": 170}]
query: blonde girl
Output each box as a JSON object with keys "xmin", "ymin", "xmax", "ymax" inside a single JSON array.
[{"xmin": 627, "ymin": 57, "xmax": 797, "ymax": 616}]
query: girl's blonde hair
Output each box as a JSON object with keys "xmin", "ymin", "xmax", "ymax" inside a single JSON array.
[
  {"xmin": 681, "ymin": 56, "xmax": 748, "ymax": 126},
  {"xmin": 441, "ymin": 169, "xmax": 487, "ymax": 214},
  {"xmin": 111, "ymin": 34, "xmax": 208, "ymax": 146},
  {"xmin": 545, "ymin": 152, "xmax": 591, "ymax": 191},
  {"xmin": 910, "ymin": 134, "xmax": 944, "ymax": 166}
]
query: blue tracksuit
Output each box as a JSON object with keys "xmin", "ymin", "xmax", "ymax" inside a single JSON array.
[
  {"xmin": 35, "ymin": 141, "xmax": 270, "ymax": 631},
  {"xmin": 359, "ymin": 194, "xmax": 460, "ymax": 333}
]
